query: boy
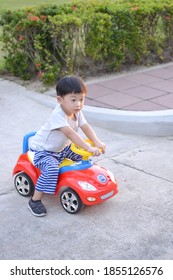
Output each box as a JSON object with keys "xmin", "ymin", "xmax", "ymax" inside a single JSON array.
[{"xmin": 28, "ymin": 75, "xmax": 106, "ymax": 217}]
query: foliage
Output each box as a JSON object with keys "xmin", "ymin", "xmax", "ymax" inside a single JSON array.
[{"xmin": 1, "ymin": 0, "xmax": 173, "ymax": 84}]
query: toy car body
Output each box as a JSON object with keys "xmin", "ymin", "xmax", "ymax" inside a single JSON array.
[{"xmin": 13, "ymin": 132, "xmax": 118, "ymax": 214}]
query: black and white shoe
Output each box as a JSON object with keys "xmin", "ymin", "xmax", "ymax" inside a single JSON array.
[{"xmin": 28, "ymin": 199, "xmax": 47, "ymax": 217}]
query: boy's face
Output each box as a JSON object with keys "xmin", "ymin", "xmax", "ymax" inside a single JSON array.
[{"xmin": 57, "ymin": 92, "xmax": 85, "ymax": 116}]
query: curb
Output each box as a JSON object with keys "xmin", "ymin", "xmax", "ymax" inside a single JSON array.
[
  {"xmin": 83, "ymin": 105, "xmax": 173, "ymax": 136},
  {"xmin": 24, "ymin": 88, "xmax": 173, "ymax": 137}
]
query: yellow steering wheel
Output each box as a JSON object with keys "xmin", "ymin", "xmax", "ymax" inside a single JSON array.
[{"xmin": 70, "ymin": 139, "xmax": 98, "ymax": 160}]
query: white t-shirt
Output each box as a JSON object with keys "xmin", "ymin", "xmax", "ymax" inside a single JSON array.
[{"xmin": 29, "ymin": 105, "xmax": 87, "ymax": 152}]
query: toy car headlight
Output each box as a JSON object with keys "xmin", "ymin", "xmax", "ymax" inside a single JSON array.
[
  {"xmin": 107, "ymin": 170, "xmax": 116, "ymax": 183},
  {"xmin": 78, "ymin": 181, "xmax": 97, "ymax": 191}
]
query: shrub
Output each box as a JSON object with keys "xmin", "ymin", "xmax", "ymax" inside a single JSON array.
[{"xmin": 1, "ymin": 0, "xmax": 173, "ymax": 84}]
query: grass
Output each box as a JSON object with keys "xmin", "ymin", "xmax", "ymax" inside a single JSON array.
[
  {"xmin": 0, "ymin": 0, "xmax": 72, "ymax": 11},
  {"xmin": 0, "ymin": 0, "xmax": 118, "ymax": 10}
]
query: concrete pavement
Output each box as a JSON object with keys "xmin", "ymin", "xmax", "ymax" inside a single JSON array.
[{"xmin": 0, "ymin": 79, "xmax": 173, "ymax": 260}]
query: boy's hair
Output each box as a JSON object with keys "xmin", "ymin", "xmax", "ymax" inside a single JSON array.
[{"xmin": 56, "ymin": 75, "xmax": 87, "ymax": 97}]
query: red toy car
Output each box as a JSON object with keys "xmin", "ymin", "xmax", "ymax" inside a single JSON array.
[{"xmin": 13, "ymin": 132, "xmax": 118, "ymax": 214}]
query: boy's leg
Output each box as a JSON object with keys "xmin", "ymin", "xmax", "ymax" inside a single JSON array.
[
  {"xmin": 65, "ymin": 145, "xmax": 82, "ymax": 162},
  {"xmin": 28, "ymin": 152, "xmax": 61, "ymax": 217},
  {"xmin": 32, "ymin": 189, "xmax": 43, "ymax": 201},
  {"xmin": 35, "ymin": 155, "xmax": 60, "ymax": 194}
]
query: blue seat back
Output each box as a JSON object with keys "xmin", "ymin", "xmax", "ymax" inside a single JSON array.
[{"xmin": 23, "ymin": 131, "xmax": 36, "ymax": 153}]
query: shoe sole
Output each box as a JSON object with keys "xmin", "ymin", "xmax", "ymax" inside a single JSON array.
[{"xmin": 28, "ymin": 204, "xmax": 47, "ymax": 217}]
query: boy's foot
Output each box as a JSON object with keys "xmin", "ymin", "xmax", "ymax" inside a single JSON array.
[{"xmin": 28, "ymin": 198, "xmax": 47, "ymax": 217}]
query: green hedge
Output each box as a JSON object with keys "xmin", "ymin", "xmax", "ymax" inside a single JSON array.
[{"xmin": 1, "ymin": 0, "xmax": 173, "ymax": 84}]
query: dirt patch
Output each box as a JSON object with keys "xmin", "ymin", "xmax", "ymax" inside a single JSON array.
[{"xmin": 1, "ymin": 73, "xmax": 52, "ymax": 93}]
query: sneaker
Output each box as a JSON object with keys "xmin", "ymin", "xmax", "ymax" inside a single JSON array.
[{"xmin": 28, "ymin": 198, "xmax": 47, "ymax": 217}]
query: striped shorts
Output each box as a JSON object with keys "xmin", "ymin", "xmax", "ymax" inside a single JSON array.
[{"xmin": 32, "ymin": 145, "xmax": 82, "ymax": 194}]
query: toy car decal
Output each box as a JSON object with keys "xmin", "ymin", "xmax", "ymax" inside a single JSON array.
[{"xmin": 97, "ymin": 174, "xmax": 107, "ymax": 183}]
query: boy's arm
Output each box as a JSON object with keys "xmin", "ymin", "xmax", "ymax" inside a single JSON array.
[
  {"xmin": 59, "ymin": 126, "xmax": 101, "ymax": 156},
  {"xmin": 80, "ymin": 123, "xmax": 106, "ymax": 153}
]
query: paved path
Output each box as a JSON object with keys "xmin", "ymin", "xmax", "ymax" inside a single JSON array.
[
  {"xmin": 0, "ymin": 80, "xmax": 173, "ymax": 260},
  {"xmin": 85, "ymin": 62, "xmax": 173, "ymax": 111},
  {"xmin": 45, "ymin": 62, "xmax": 173, "ymax": 111}
]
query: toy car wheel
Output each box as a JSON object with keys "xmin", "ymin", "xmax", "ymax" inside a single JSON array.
[
  {"xmin": 60, "ymin": 188, "xmax": 83, "ymax": 214},
  {"xmin": 14, "ymin": 172, "xmax": 34, "ymax": 197}
]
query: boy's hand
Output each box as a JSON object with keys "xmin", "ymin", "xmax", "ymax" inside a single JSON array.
[
  {"xmin": 87, "ymin": 145, "xmax": 102, "ymax": 156},
  {"xmin": 80, "ymin": 124, "xmax": 106, "ymax": 154},
  {"xmin": 94, "ymin": 141, "xmax": 106, "ymax": 154}
]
